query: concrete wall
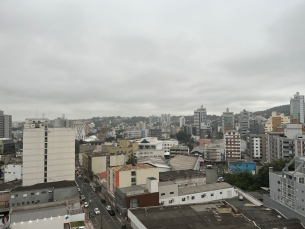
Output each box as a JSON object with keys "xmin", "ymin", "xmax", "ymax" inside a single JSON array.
[
  {"xmin": 160, "ymin": 187, "xmax": 237, "ymax": 206},
  {"xmin": 264, "ymin": 194, "xmax": 305, "ymax": 224},
  {"xmin": 54, "ymin": 186, "xmax": 77, "ymax": 201},
  {"xmin": 159, "ymin": 183, "xmax": 178, "ymax": 199},
  {"xmin": 4, "ymin": 164, "xmax": 22, "ymax": 182}
]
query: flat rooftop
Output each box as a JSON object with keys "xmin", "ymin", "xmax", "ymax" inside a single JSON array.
[
  {"xmin": 178, "ymin": 182, "xmax": 232, "ymax": 196},
  {"xmin": 110, "ymin": 163, "xmax": 155, "ymax": 172},
  {"xmin": 12, "ymin": 180, "xmax": 76, "ymax": 192},
  {"xmin": 129, "ymin": 202, "xmax": 256, "ymax": 229},
  {"xmin": 159, "ymin": 170, "xmax": 205, "ymax": 182}
]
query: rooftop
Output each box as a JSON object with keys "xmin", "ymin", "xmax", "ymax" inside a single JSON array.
[
  {"xmin": 170, "ymin": 155, "xmax": 198, "ymax": 171},
  {"xmin": 12, "ymin": 180, "xmax": 76, "ymax": 192},
  {"xmin": 190, "ymin": 146, "xmax": 204, "ymax": 154},
  {"xmin": 110, "ymin": 163, "xmax": 155, "ymax": 172},
  {"xmin": 97, "ymin": 171, "xmax": 107, "ymax": 179},
  {"xmin": 178, "ymin": 182, "xmax": 232, "ymax": 196},
  {"xmin": 0, "ymin": 179, "xmax": 22, "ymax": 191},
  {"xmin": 137, "ymin": 157, "xmax": 170, "ymax": 169},
  {"xmin": 129, "ymin": 202, "xmax": 256, "ymax": 229},
  {"xmin": 159, "ymin": 170, "xmax": 205, "ymax": 182},
  {"xmin": 119, "ymin": 185, "xmax": 147, "ymax": 195}
]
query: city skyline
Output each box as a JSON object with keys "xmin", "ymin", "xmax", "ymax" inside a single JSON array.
[{"xmin": 1, "ymin": 1, "xmax": 305, "ymax": 120}]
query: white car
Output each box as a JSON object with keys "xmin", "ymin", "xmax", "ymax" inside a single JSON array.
[
  {"xmin": 105, "ymin": 205, "xmax": 111, "ymax": 211},
  {"xmin": 77, "ymin": 188, "xmax": 80, "ymax": 192},
  {"xmin": 84, "ymin": 202, "xmax": 89, "ymax": 208},
  {"xmin": 81, "ymin": 195, "xmax": 85, "ymax": 200},
  {"xmin": 94, "ymin": 208, "xmax": 100, "ymax": 214}
]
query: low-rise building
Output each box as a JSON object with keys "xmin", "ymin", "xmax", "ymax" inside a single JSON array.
[
  {"xmin": 197, "ymin": 139, "xmax": 212, "ymax": 147},
  {"xmin": 107, "ymin": 139, "xmax": 138, "ymax": 156},
  {"xmin": 249, "ymin": 134, "xmax": 266, "ymax": 161},
  {"xmin": 82, "ymin": 151, "xmax": 126, "ymax": 174},
  {"xmin": 228, "ymin": 160, "xmax": 256, "ymax": 174},
  {"xmin": 9, "ymin": 180, "xmax": 77, "ymax": 207},
  {"xmin": 170, "ymin": 145, "xmax": 189, "ymax": 157},
  {"xmin": 159, "ymin": 170, "xmax": 206, "ymax": 188},
  {"xmin": 137, "ymin": 157, "xmax": 171, "ymax": 172},
  {"xmin": 159, "ymin": 182, "xmax": 237, "ymax": 206},
  {"xmin": 204, "ymin": 143, "xmax": 224, "ymax": 162},
  {"xmin": 9, "ymin": 195, "xmax": 84, "ymax": 229},
  {"xmin": 4, "ymin": 164, "xmax": 22, "ymax": 183},
  {"xmin": 133, "ymin": 149, "xmax": 164, "ymax": 158},
  {"xmin": 114, "ymin": 177, "xmax": 159, "ymax": 218},
  {"xmin": 108, "ymin": 164, "xmax": 159, "ymax": 195},
  {"xmin": 0, "ymin": 138, "xmax": 15, "ymax": 155},
  {"xmin": 264, "ymin": 111, "xmax": 290, "ymax": 132}
]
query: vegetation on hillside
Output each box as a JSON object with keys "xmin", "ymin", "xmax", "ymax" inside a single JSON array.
[{"xmin": 252, "ymin": 104, "xmax": 290, "ymax": 118}]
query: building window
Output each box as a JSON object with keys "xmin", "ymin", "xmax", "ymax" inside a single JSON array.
[
  {"xmin": 11, "ymin": 203, "xmax": 15, "ymax": 207},
  {"xmin": 36, "ymin": 192, "xmax": 40, "ymax": 196},
  {"xmin": 161, "ymin": 193, "xmax": 165, "ymax": 196},
  {"xmin": 44, "ymin": 178, "xmax": 47, "ymax": 183},
  {"xmin": 170, "ymin": 192, "xmax": 174, "ymax": 194},
  {"xmin": 23, "ymin": 194, "xmax": 27, "ymax": 197},
  {"xmin": 191, "ymin": 196, "xmax": 195, "ymax": 200},
  {"xmin": 27, "ymin": 202, "xmax": 29, "ymax": 205},
  {"xmin": 15, "ymin": 194, "xmax": 18, "ymax": 197},
  {"xmin": 278, "ymin": 189, "xmax": 280, "ymax": 192},
  {"xmin": 220, "ymin": 192, "xmax": 222, "ymax": 194},
  {"xmin": 45, "ymin": 143, "xmax": 47, "ymax": 148},
  {"xmin": 41, "ymin": 191, "xmax": 46, "ymax": 194},
  {"xmin": 201, "ymin": 194, "xmax": 206, "ymax": 198},
  {"xmin": 32, "ymin": 201, "xmax": 34, "ymax": 204},
  {"xmin": 11, "ymin": 195, "xmax": 14, "ymax": 199},
  {"xmin": 299, "ymin": 178, "xmax": 304, "ymax": 184},
  {"xmin": 182, "ymin": 198, "xmax": 185, "ymax": 201},
  {"xmin": 17, "ymin": 203, "xmax": 20, "ymax": 206},
  {"xmin": 211, "ymin": 193, "xmax": 214, "ymax": 196},
  {"xmin": 278, "ymin": 181, "xmax": 280, "ymax": 184},
  {"xmin": 48, "ymin": 191, "xmax": 53, "ymax": 194},
  {"xmin": 131, "ymin": 178, "xmax": 136, "ymax": 183}
]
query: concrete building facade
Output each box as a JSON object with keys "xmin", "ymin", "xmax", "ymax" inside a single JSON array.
[
  {"xmin": 4, "ymin": 164, "xmax": 22, "ymax": 183},
  {"xmin": 240, "ymin": 109, "xmax": 249, "ymax": 136},
  {"xmin": 264, "ymin": 111, "xmax": 290, "ymax": 132},
  {"xmin": 290, "ymin": 92, "xmax": 305, "ymax": 124},
  {"xmin": 71, "ymin": 121, "xmax": 86, "ymax": 141},
  {"xmin": 179, "ymin": 116, "xmax": 185, "ymax": 127},
  {"xmin": 23, "ymin": 118, "xmax": 75, "ymax": 186},
  {"xmin": 204, "ymin": 143, "xmax": 224, "ymax": 162},
  {"xmin": 224, "ymin": 130, "xmax": 241, "ymax": 160},
  {"xmin": 0, "ymin": 110, "xmax": 12, "ymax": 138},
  {"xmin": 108, "ymin": 164, "xmax": 159, "ymax": 195},
  {"xmin": 194, "ymin": 105, "xmax": 207, "ymax": 136},
  {"xmin": 222, "ymin": 108, "xmax": 234, "ymax": 132},
  {"xmin": 249, "ymin": 134, "xmax": 266, "ymax": 161}
]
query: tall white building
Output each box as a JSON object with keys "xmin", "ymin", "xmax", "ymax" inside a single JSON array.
[
  {"xmin": 179, "ymin": 116, "xmax": 185, "ymax": 127},
  {"xmin": 23, "ymin": 118, "xmax": 75, "ymax": 186},
  {"xmin": 71, "ymin": 121, "xmax": 86, "ymax": 141},
  {"xmin": 290, "ymin": 92, "xmax": 305, "ymax": 124}
]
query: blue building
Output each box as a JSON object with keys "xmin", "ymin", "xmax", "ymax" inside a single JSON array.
[{"xmin": 228, "ymin": 161, "xmax": 256, "ymax": 174}]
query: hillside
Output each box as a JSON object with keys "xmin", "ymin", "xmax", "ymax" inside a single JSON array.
[{"xmin": 252, "ymin": 104, "xmax": 290, "ymax": 118}]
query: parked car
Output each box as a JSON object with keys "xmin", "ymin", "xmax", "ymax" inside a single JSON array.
[
  {"xmin": 77, "ymin": 188, "xmax": 81, "ymax": 192},
  {"xmin": 89, "ymin": 211, "xmax": 95, "ymax": 218},
  {"xmin": 76, "ymin": 227, "xmax": 85, "ymax": 229},
  {"xmin": 101, "ymin": 198, "xmax": 106, "ymax": 204},
  {"xmin": 94, "ymin": 208, "xmax": 100, "ymax": 214},
  {"xmin": 84, "ymin": 202, "xmax": 89, "ymax": 208},
  {"xmin": 78, "ymin": 175, "xmax": 82, "ymax": 178},
  {"xmin": 217, "ymin": 177, "xmax": 224, "ymax": 182},
  {"xmin": 107, "ymin": 210, "xmax": 115, "ymax": 216},
  {"xmin": 84, "ymin": 177, "xmax": 89, "ymax": 183},
  {"xmin": 239, "ymin": 195, "xmax": 244, "ymax": 201},
  {"xmin": 81, "ymin": 195, "xmax": 85, "ymax": 200},
  {"xmin": 105, "ymin": 205, "xmax": 111, "ymax": 211}
]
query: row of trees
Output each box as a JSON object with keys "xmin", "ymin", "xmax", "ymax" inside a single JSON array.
[{"xmin": 223, "ymin": 158, "xmax": 294, "ymax": 191}]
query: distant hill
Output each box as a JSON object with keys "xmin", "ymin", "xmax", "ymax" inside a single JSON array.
[{"xmin": 252, "ymin": 104, "xmax": 290, "ymax": 118}]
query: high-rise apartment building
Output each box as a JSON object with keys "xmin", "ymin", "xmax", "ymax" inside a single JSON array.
[
  {"xmin": 264, "ymin": 157, "xmax": 305, "ymax": 223},
  {"xmin": 249, "ymin": 134, "xmax": 266, "ymax": 161},
  {"xmin": 71, "ymin": 121, "xmax": 86, "ymax": 141},
  {"xmin": 179, "ymin": 116, "xmax": 185, "ymax": 127},
  {"xmin": 53, "ymin": 114, "xmax": 69, "ymax": 127},
  {"xmin": 266, "ymin": 124, "xmax": 305, "ymax": 163},
  {"xmin": 23, "ymin": 118, "xmax": 75, "ymax": 186},
  {"xmin": 290, "ymin": 92, "xmax": 305, "ymax": 124},
  {"xmin": 0, "ymin": 110, "xmax": 12, "ymax": 138},
  {"xmin": 194, "ymin": 105, "xmax": 207, "ymax": 136},
  {"xmin": 160, "ymin": 114, "xmax": 171, "ymax": 124},
  {"xmin": 239, "ymin": 109, "xmax": 249, "ymax": 136},
  {"xmin": 222, "ymin": 108, "xmax": 234, "ymax": 132},
  {"xmin": 224, "ymin": 130, "xmax": 241, "ymax": 160}
]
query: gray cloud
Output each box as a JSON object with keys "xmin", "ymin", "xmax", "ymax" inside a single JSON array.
[{"xmin": 0, "ymin": 1, "xmax": 304, "ymax": 120}]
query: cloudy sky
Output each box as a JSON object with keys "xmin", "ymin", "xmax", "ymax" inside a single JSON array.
[{"xmin": 1, "ymin": 1, "xmax": 305, "ymax": 121}]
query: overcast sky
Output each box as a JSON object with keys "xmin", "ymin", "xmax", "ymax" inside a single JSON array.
[{"xmin": 1, "ymin": 1, "xmax": 305, "ymax": 121}]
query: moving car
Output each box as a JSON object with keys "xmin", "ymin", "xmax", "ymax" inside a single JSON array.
[
  {"xmin": 107, "ymin": 210, "xmax": 115, "ymax": 216},
  {"xmin": 94, "ymin": 208, "xmax": 100, "ymax": 214},
  {"xmin": 101, "ymin": 198, "xmax": 106, "ymax": 204},
  {"xmin": 84, "ymin": 202, "xmax": 89, "ymax": 208},
  {"xmin": 89, "ymin": 211, "xmax": 95, "ymax": 218},
  {"xmin": 81, "ymin": 195, "xmax": 85, "ymax": 200},
  {"xmin": 105, "ymin": 205, "xmax": 111, "ymax": 211},
  {"xmin": 77, "ymin": 188, "xmax": 81, "ymax": 192}
]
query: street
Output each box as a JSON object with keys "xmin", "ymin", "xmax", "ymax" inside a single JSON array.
[{"xmin": 75, "ymin": 173, "xmax": 122, "ymax": 229}]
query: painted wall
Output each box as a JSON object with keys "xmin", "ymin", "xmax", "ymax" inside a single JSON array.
[{"xmin": 229, "ymin": 162, "xmax": 255, "ymax": 174}]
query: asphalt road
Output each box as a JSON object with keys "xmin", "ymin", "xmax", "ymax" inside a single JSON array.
[{"xmin": 75, "ymin": 173, "xmax": 122, "ymax": 229}]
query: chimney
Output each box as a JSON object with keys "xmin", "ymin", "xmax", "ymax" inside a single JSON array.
[
  {"xmin": 146, "ymin": 177, "xmax": 158, "ymax": 193},
  {"xmin": 269, "ymin": 167, "xmax": 273, "ymax": 173}
]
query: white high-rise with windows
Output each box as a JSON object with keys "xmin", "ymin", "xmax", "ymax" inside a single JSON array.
[
  {"xmin": 23, "ymin": 118, "xmax": 75, "ymax": 186},
  {"xmin": 179, "ymin": 116, "xmax": 185, "ymax": 127},
  {"xmin": 0, "ymin": 110, "xmax": 12, "ymax": 138}
]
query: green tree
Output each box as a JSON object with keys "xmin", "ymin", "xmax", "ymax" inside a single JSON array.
[
  {"xmin": 89, "ymin": 171, "xmax": 93, "ymax": 180},
  {"xmin": 176, "ymin": 131, "xmax": 191, "ymax": 143}
]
